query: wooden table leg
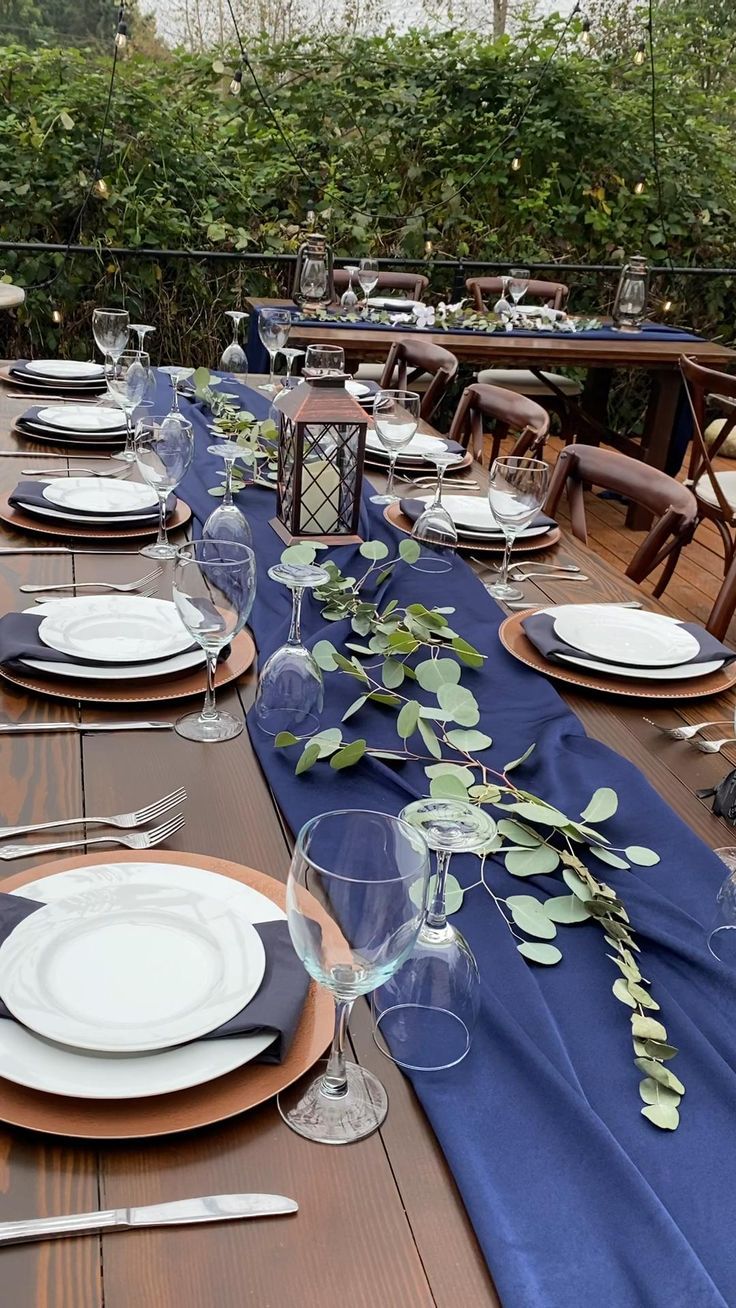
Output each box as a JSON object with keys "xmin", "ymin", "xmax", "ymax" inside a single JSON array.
[
  {"xmin": 626, "ymin": 367, "xmax": 682, "ymax": 529},
  {"xmin": 578, "ymin": 368, "xmax": 613, "ymax": 440}
]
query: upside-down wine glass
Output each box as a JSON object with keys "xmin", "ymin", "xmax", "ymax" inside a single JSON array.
[
  {"xmin": 129, "ymin": 323, "xmax": 155, "ymax": 353},
  {"xmin": 369, "ymin": 389, "xmax": 420, "ymax": 505},
  {"xmin": 172, "ymin": 539, "xmax": 257, "ymax": 743},
  {"xmin": 135, "ymin": 415, "xmax": 194, "ymax": 559},
  {"xmin": 203, "ymin": 441, "xmax": 253, "ymax": 549},
  {"xmin": 340, "ymin": 266, "xmax": 360, "ymax": 309},
  {"xmin": 358, "ymin": 258, "xmax": 379, "ymax": 313},
  {"xmin": 508, "ymin": 268, "xmax": 530, "ymax": 307},
  {"xmin": 258, "ymin": 309, "xmax": 291, "ymax": 392},
  {"xmin": 92, "ymin": 307, "xmax": 129, "ymax": 367},
  {"xmin": 303, "ymin": 344, "xmax": 345, "ymax": 377},
  {"xmin": 159, "ymin": 366, "xmax": 195, "ymax": 415},
  {"xmin": 410, "ymin": 447, "xmax": 459, "ymax": 573},
  {"xmin": 254, "ymin": 561, "xmax": 331, "ymax": 738},
  {"xmin": 220, "ymin": 311, "xmax": 249, "ymax": 375},
  {"xmin": 106, "ymin": 349, "xmax": 150, "ymax": 462},
  {"xmin": 277, "ymin": 809, "xmax": 430, "ymax": 1143},
  {"xmin": 707, "ymin": 850, "xmax": 736, "ymax": 966},
  {"xmin": 372, "ymin": 797, "xmax": 496, "ymax": 1071},
  {"xmin": 280, "ymin": 347, "xmax": 305, "ymax": 387},
  {"xmin": 485, "ymin": 455, "xmax": 549, "ymax": 601}
]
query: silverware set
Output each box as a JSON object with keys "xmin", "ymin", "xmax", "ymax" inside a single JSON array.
[
  {"xmin": 22, "ymin": 566, "xmax": 162, "ymax": 595},
  {"xmin": 644, "ymin": 716, "xmax": 733, "ymax": 741},
  {"xmin": 0, "ymin": 721, "xmax": 174, "ymax": 734},
  {"xmin": 0, "ymin": 786, "xmax": 186, "ymax": 859}
]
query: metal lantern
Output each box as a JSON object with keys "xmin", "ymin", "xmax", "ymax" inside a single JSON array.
[
  {"xmin": 293, "ymin": 233, "xmax": 334, "ymax": 310},
  {"xmin": 613, "ymin": 254, "xmax": 650, "ymax": 331},
  {"xmin": 273, "ymin": 376, "xmax": 367, "ymax": 544}
]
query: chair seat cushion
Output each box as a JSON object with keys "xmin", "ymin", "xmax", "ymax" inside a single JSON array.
[
  {"xmin": 695, "ymin": 470, "xmax": 736, "ymax": 509},
  {"xmin": 354, "ymin": 363, "xmax": 432, "ymax": 390},
  {"xmin": 476, "ymin": 368, "xmax": 582, "ymax": 397}
]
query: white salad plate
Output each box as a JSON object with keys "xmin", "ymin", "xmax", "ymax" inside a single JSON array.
[
  {"xmin": 366, "ymin": 431, "xmax": 449, "ymax": 464},
  {"xmin": 2, "ymin": 860, "xmax": 282, "ymax": 1100},
  {"xmin": 42, "ymin": 478, "xmax": 158, "ymax": 515},
  {"xmin": 345, "ymin": 381, "xmax": 371, "ymax": 399},
  {"xmin": 25, "ymin": 361, "xmax": 105, "ymax": 381},
  {"xmin": 36, "ymin": 405, "xmax": 126, "ymax": 433},
  {"xmin": 38, "ymin": 595, "xmax": 191, "ymax": 663},
  {"xmin": 0, "ymin": 881, "xmax": 265, "ymax": 1054},
  {"xmin": 411, "ymin": 494, "xmax": 548, "ymax": 539},
  {"xmin": 555, "ymin": 650, "xmax": 722, "ymax": 682},
  {"xmin": 17, "ymin": 500, "xmax": 158, "ymax": 525},
  {"xmin": 553, "ymin": 606, "xmax": 700, "ymax": 668}
]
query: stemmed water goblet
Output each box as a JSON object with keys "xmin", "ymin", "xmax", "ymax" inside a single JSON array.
[
  {"xmin": 219, "ymin": 311, "xmax": 249, "ymax": 375},
  {"xmin": 508, "ymin": 268, "xmax": 530, "ymax": 308},
  {"xmin": 254, "ymin": 561, "xmax": 331, "ymax": 738},
  {"xmin": 357, "ymin": 258, "xmax": 379, "ymax": 313},
  {"xmin": 159, "ymin": 366, "xmax": 195, "ymax": 415},
  {"xmin": 203, "ymin": 441, "xmax": 253, "ymax": 548},
  {"xmin": 105, "ymin": 349, "xmax": 150, "ymax": 461},
  {"xmin": 258, "ymin": 309, "xmax": 291, "ymax": 392},
  {"xmin": 372, "ymin": 797, "xmax": 496, "ymax": 1071},
  {"xmin": 172, "ymin": 539, "xmax": 257, "ymax": 743},
  {"xmin": 280, "ymin": 347, "xmax": 305, "ymax": 387},
  {"xmin": 129, "ymin": 323, "xmax": 155, "ymax": 354},
  {"xmin": 410, "ymin": 447, "xmax": 459, "ymax": 573},
  {"xmin": 486, "ymin": 455, "xmax": 549, "ymax": 600},
  {"xmin": 369, "ymin": 389, "xmax": 420, "ymax": 505},
  {"xmin": 92, "ymin": 307, "xmax": 129, "ymax": 368},
  {"xmin": 277, "ymin": 809, "xmax": 430, "ymax": 1143},
  {"xmin": 340, "ymin": 266, "xmax": 360, "ymax": 309},
  {"xmin": 135, "ymin": 415, "xmax": 194, "ymax": 559},
  {"xmin": 707, "ymin": 850, "xmax": 736, "ymax": 965}
]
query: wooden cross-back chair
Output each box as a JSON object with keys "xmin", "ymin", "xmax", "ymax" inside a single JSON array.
[
  {"xmin": 333, "ymin": 269, "xmax": 429, "ymax": 301},
  {"xmin": 465, "ymin": 276, "xmax": 570, "ymax": 313},
  {"xmin": 544, "ymin": 444, "xmax": 697, "ymax": 597},
  {"xmin": 447, "ymin": 383, "xmax": 549, "ymax": 465},
  {"xmin": 379, "ymin": 338, "xmax": 458, "ymax": 423}
]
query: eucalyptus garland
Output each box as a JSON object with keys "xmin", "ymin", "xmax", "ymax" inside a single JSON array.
[
  {"xmin": 308, "ymin": 306, "xmax": 602, "ymax": 335},
  {"xmin": 273, "ymin": 539, "xmax": 684, "ymax": 1130},
  {"xmin": 194, "ymin": 368, "xmax": 279, "ymax": 497}
]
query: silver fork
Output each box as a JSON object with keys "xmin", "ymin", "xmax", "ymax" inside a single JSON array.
[
  {"xmin": 22, "ymin": 467, "xmax": 132, "ymax": 478},
  {"xmin": 34, "ymin": 584, "xmax": 159, "ymax": 602},
  {"xmin": 643, "ymin": 717, "xmax": 733, "ymax": 740},
  {"xmin": 21, "ymin": 567, "xmax": 162, "ymax": 595},
  {"xmin": 691, "ymin": 738, "xmax": 736, "ymax": 754},
  {"xmin": 0, "ymin": 787, "xmax": 186, "ymax": 840},
  {"xmin": 0, "ymin": 813, "xmax": 185, "ymax": 860}
]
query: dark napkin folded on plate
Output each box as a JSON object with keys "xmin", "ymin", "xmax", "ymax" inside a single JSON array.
[
  {"xmin": 9, "ymin": 481, "xmax": 173, "ymax": 521},
  {"xmin": 0, "ymin": 611, "xmax": 203, "ymax": 672},
  {"xmin": 400, "ymin": 497, "xmax": 557, "ymax": 533},
  {"xmin": 0, "ymin": 893, "xmax": 307, "ymax": 1065},
  {"xmin": 369, "ymin": 436, "xmax": 465, "ymax": 463},
  {"xmin": 522, "ymin": 611, "xmax": 736, "ymax": 669},
  {"xmin": 17, "ymin": 405, "xmax": 126, "ymax": 438},
  {"xmin": 11, "ymin": 359, "xmax": 106, "ymax": 386}
]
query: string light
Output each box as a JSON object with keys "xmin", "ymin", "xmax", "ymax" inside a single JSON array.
[
  {"xmin": 511, "ymin": 148, "xmax": 522, "ymax": 172},
  {"xmin": 114, "ymin": 20, "xmax": 127, "ymax": 49},
  {"xmin": 662, "ymin": 298, "xmax": 673, "ymax": 312},
  {"xmin": 51, "ymin": 308, "xmax": 62, "ymax": 324},
  {"xmin": 633, "ymin": 38, "xmax": 646, "ymax": 65},
  {"xmin": 633, "ymin": 175, "xmax": 646, "ymax": 195},
  {"xmin": 424, "ymin": 231, "xmax": 433, "ymax": 256},
  {"xmin": 229, "ymin": 68, "xmax": 243, "ymax": 96},
  {"xmin": 93, "ymin": 175, "xmax": 109, "ymax": 199},
  {"xmin": 579, "ymin": 16, "xmax": 591, "ymax": 49}
]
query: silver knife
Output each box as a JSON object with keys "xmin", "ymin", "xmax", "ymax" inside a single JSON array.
[
  {"xmin": 0, "ymin": 722, "xmax": 174, "ymax": 733},
  {"xmin": 0, "ymin": 1194, "xmax": 299, "ymax": 1246},
  {"xmin": 0, "ymin": 547, "xmax": 142, "ymax": 555}
]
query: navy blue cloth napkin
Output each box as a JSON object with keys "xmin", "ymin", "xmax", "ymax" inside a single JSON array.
[
  {"xmin": 10, "ymin": 359, "xmax": 106, "ymax": 388},
  {"xmin": 400, "ymin": 496, "xmax": 557, "ymax": 533},
  {"xmin": 0, "ymin": 612, "xmax": 201, "ymax": 672},
  {"xmin": 17, "ymin": 405, "xmax": 126, "ymax": 439},
  {"xmin": 523, "ymin": 611, "xmax": 736, "ymax": 669},
  {"xmin": 151, "ymin": 366, "xmax": 736, "ymax": 1307},
  {"xmin": 0, "ymin": 892, "xmax": 307, "ymax": 1064},
  {"xmin": 9, "ymin": 481, "xmax": 171, "ymax": 520}
]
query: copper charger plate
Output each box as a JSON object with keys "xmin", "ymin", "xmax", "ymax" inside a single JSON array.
[
  {"xmin": 0, "ymin": 851, "xmax": 333, "ymax": 1139},
  {"xmin": 499, "ymin": 609, "xmax": 736, "ymax": 700},
  {"xmin": 0, "ymin": 364, "xmax": 106, "ymax": 394},
  {"xmin": 0, "ymin": 628, "xmax": 255, "ymax": 704},
  {"xmin": 384, "ymin": 501, "xmax": 561, "ymax": 555},
  {"xmin": 0, "ymin": 491, "xmax": 191, "ymax": 541}
]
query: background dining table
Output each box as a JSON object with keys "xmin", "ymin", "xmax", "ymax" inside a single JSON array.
[{"xmin": 0, "ymin": 376, "xmax": 734, "ymax": 1307}]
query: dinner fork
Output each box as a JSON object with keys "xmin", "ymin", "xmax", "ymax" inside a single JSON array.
[
  {"xmin": 691, "ymin": 738, "xmax": 736, "ymax": 754},
  {"xmin": 34, "ymin": 584, "xmax": 159, "ymax": 602},
  {"xmin": 21, "ymin": 567, "xmax": 162, "ymax": 594},
  {"xmin": 0, "ymin": 788, "xmax": 187, "ymax": 840},
  {"xmin": 643, "ymin": 717, "xmax": 733, "ymax": 741},
  {"xmin": 0, "ymin": 813, "xmax": 185, "ymax": 860},
  {"xmin": 21, "ymin": 467, "xmax": 132, "ymax": 478}
]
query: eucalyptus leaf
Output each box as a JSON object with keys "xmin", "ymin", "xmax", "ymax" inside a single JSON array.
[
  {"xmin": 415, "ymin": 872, "xmax": 464, "ymax": 914},
  {"xmin": 634, "ymin": 1059, "xmax": 685, "ymax": 1095},
  {"xmin": 631, "ymin": 1014, "xmax": 668, "ymax": 1042},
  {"xmin": 503, "ymin": 743, "xmax": 536, "ymax": 772},
  {"xmin": 397, "ymin": 700, "xmax": 420, "ymax": 740},
  {"xmin": 589, "ymin": 845, "xmax": 631, "ymax": 871},
  {"xmin": 469, "ymin": 783, "xmax": 502, "ymax": 803},
  {"xmin": 639, "ymin": 1079, "xmax": 681, "ymax": 1108},
  {"xmin": 382, "ymin": 658, "xmax": 405, "ymax": 689},
  {"xmin": 436, "ymin": 683, "xmax": 480, "ymax": 728},
  {"xmin": 612, "ymin": 977, "xmax": 636, "ymax": 1007},
  {"xmin": 359, "ymin": 540, "xmax": 390, "ymax": 560},
  {"xmin": 312, "ymin": 639, "xmax": 339, "ymax": 671},
  {"xmin": 624, "ymin": 846, "xmax": 661, "ymax": 867},
  {"xmin": 415, "ymin": 658, "xmax": 461, "ymax": 692},
  {"xmin": 446, "ymin": 728, "xmax": 493, "ymax": 752},
  {"xmin": 508, "ymin": 800, "xmax": 570, "ymax": 827},
  {"xmin": 545, "ymin": 894, "xmax": 590, "ymax": 924},
  {"xmin": 562, "ymin": 868, "xmax": 593, "ymax": 901},
  {"xmin": 425, "ymin": 763, "xmax": 476, "ymax": 785},
  {"xmin": 505, "ymin": 846, "xmax": 560, "ymax": 877},
  {"xmin": 330, "ymin": 739, "xmax": 367, "ymax": 770},
  {"xmin": 517, "ymin": 942, "xmax": 562, "ymax": 965},
  {"xmin": 642, "ymin": 1039, "xmax": 679, "ymax": 1061},
  {"xmin": 429, "ymin": 774, "xmax": 470, "ymax": 800},
  {"xmin": 641, "ymin": 1104, "xmax": 680, "ymax": 1130},
  {"xmin": 274, "ymin": 731, "xmax": 298, "ymax": 747},
  {"xmin": 509, "ymin": 902, "xmax": 557, "ymax": 940},
  {"xmin": 311, "ymin": 727, "xmax": 343, "ymax": 759},
  {"xmin": 497, "ymin": 819, "xmax": 542, "ymax": 847},
  {"xmin": 417, "ymin": 716, "xmax": 442, "ymax": 758},
  {"xmin": 580, "ymin": 787, "xmax": 618, "ymax": 823},
  {"xmin": 281, "ymin": 543, "xmax": 316, "ymax": 566},
  {"xmin": 342, "ymin": 695, "xmax": 367, "ymax": 722},
  {"xmin": 450, "ymin": 636, "xmax": 485, "ymax": 669},
  {"xmin": 399, "ymin": 538, "xmax": 421, "ymax": 563},
  {"xmin": 295, "ymin": 742, "xmax": 321, "ymax": 775}
]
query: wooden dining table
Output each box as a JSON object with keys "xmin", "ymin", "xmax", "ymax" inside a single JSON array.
[{"xmin": 0, "ymin": 378, "xmax": 734, "ymax": 1307}]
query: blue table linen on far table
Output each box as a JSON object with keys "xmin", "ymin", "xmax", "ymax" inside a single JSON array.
[{"xmin": 158, "ymin": 368, "xmax": 736, "ymax": 1308}]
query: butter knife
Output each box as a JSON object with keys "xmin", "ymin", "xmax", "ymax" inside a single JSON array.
[
  {"xmin": 0, "ymin": 1194, "xmax": 298, "ymax": 1246},
  {"xmin": 0, "ymin": 722, "xmax": 174, "ymax": 733}
]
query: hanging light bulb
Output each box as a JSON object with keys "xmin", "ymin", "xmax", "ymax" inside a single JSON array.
[
  {"xmin": 93, "ymin": 175, "xmax": 109, "ymax": 199},
  {"xmin": 51, "ymin": 307, "xmax": 62, "ymax": 324},
  {"xmin": 424, "ymin": 231, "xmax": 433, "ymax": 256},
  {"xmin": 511, "ymin": 148, "xmax": 522, "ymax": 172},
  {"xmin": 633, "ymin": 38, "xmax": 646, "ymax": 65},
  {"xmin": 633, "ymin": 175, "xmax": 646, "ymax": 196},
  {"xmin": 663, "ymin": 298, "xmax": 673, "ymax": 313},
  {"xmin": 230, "ymin": 68, "xmax": 243, "ymax": 96},
  {"xmin": 579, "ymin": 16, "xmax": 591, "ymax": 49},
  {"xmin": 115, "ymin": 20, "xmax": 128, "ymax": 49}
]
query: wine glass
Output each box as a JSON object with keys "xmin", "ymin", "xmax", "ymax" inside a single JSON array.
[
  {"xmin": 369, "ymin": 390, "xmax": 421, "ymax": 506},
  {"xmin": 303, "ymin": 344, "xmax": 345, "ymax": 377},
  {"xmin": 220, "ymin": 311, "xmax": 249, "ymax": 375},
  {"xmin": 508, "ymin": 268, "xmax": 530, "ymax": 307},
  {"xmin": 410, "ymin": 448, "xmax": 459, "ymax": 574},
  {"xmin": 358, "ymin": 258, "xmax": 379, "ymax": 311},
  {"xmin": 277, "ymin": 809, "xmax": 430, "ymax": 1144},
  {"xmin": 486, "ymin": 455, "xmax": 549, "ymax": 600},
  {"xmin": 254, "ymin": 561, "xmax": 330, "ymax": 738},
  {"xmin": 159, "ymin": 366, "xmax": 195, "ymax": 415},
  {"xmin": 92, "ymin": 307, "xmax": 129, "ymax": 366},
  {"xmin": 280, "ymin": 347, "xmax": 305, "ymax": 387},
  {"xmin": 707, "ymin": 850, "xmax": 736, "ymax": 965},
  {"xmin": 372, "ymin": 798, "xmax": 496, "ymax": 1072},
  {"xmin": 258, "ymin": 309, "xmax": 291, "ymax": 392},
  {"xmin": 203, "ymin": 441, "xmax": 253, "ymax": 549},
  {"xmin": 135, "ymin": 416, "xmax": 194, "ymax": 559},
  {"xmin": 129, "ymin": 323, "xmax": 155, "ymax": 353},
  {"xmin": 340, "ymin": 266, "xmax": 359, "ymax": 309},
  {"xmin": 172, "ymin": 539, "xmax": 257, "ymax": 743},
  {"xmin": 106, "ymin": 349, "xmax": 150, "ymax": 461}
]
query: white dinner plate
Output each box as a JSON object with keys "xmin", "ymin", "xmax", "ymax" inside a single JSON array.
[
  {"xmin": 38, "ymin": 595, "xmax": 191, "ymax": 663},
  {"xmin": 553, "ymin": 606, "xmax": 699, "ymax": 668},
  {"xmin": 43, "ymin": 477, "xmax": 158, "ymax": 515},
  {"xmin": 17, "ymin": 499, "xmax": 159, "ymax": 525},
  {"xmin": 411, "ymin": 495, "xmax": 549, "ymax": 540},
  {"xmin": 15, "ymin": 428, "xmax": 126, "ymax": 450},
  {"xmin": 11, "ymin": 371, "xmax": 104, "ymax": 391},
  {"xmin": 2, "ymin": 860, "xmax": 282, "ymax": 1100},
  {"xmin": 36, "ymin": 405, "xmax": 126, "ymax": 433},
  {"xmin": 25, "ymin": 361, "xmax": 105, "ymax": 381},
  {"xmin": 22, "ymin": 645, "xmax": 204, "ymax": 682},
  {"xmin": 556, "ymin": 650, "xmax": 723, "ymax": 682},
  {"xmin": 0, "ymin": 881, "xmax": 265, "ymax": 1054},
  {"xmin": 366, "ymin": 431, "xmax": 447, "ymax": 463},
  {"xmin": 366, "ymin": 297, "xmax": 420, "ymax": 313},
  {"xmin": 345, "ymin": 381, "xmax": 371, "ymax": 399}
]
